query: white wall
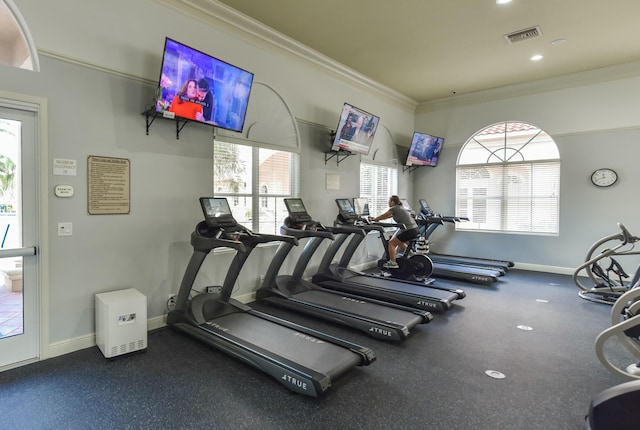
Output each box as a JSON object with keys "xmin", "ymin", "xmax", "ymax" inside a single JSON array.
[
  {"xmin": 6, "ymin": 0, "xmax": 640, "ymax": 356},
  {"xmin": 413, "ymin": 70, "xmax": 640, "ymax": 270},
  {"xmin": 1, "ymin": 0, "xmax": 414, "ymax": 351}
]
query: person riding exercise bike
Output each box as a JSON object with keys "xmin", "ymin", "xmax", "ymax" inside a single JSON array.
[{"xmin": 370, "ymin": 195, "xmax": 419, "ymax": 269}]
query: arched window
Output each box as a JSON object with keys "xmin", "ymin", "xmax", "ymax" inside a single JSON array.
[{"xmin": 456, "ymin": 121, "xmax": 560, "ymax": 235}]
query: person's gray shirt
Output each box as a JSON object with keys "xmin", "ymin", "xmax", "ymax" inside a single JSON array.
[{"xmin": 389, "ymin": 205, "xmax": 417, "ymax": 229}]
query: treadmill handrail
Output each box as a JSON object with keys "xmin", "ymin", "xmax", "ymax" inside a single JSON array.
[
  {"xmin": 191, "ymin": 230, "xmax": 247, "ymax": 254},
  {"xmin": 281, "ymin": 225, "xmax": 335, "ymax": 240},
  {"xmin": 370, "ymin": 220, "xmax": 406, "ymax": 230},
  {"xmin": 249, "ymin": 232, "xmax": 298, "ymax": 246},
  {"xmin": 326, "ymin": 225, "xmax": 366, "ymax": 236}
]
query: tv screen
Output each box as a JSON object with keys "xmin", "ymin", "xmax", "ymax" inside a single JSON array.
[
  {"xmin": 406, "ymin": 132, "xmax": 444, "ymax": 167},
  {"xmin": 155, "ymin": 37, "xmax": 254, "ymax": 133},
  {"xmin": 331, "ymin": 103, "xmax": 380, "ymax": 155}
]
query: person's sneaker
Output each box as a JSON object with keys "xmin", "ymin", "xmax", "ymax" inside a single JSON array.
[{"xmin": 383, "ymin": 260, "xmax": 399, "ymax": 269}]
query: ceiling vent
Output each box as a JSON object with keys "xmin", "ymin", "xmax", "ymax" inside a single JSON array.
[{"xmin": 504, "ymin": 26, "xmax": 542, "ymax": 43}]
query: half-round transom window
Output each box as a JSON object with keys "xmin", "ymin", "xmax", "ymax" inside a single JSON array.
[{"xmin": 456, "ymin": 121, "xmax": 560, "ymax": 235}]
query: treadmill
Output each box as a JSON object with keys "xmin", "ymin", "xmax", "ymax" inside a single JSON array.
[
  {"xmin": 256, "ymin": 198, "xmax": 432, "ymax": 342},
  {"xmin": 167, "ymin": 197, "xmax": 375, "ymax": 398},
  {"xmin": 396, "ymin": 199, "xmax": 502, "ymax": 284},
  {"xmin": 417, "ymin": 198, "xmax": 514, "ymax": 273},
  {"xmin": 311, "ymin": 199, "xmax": 464, "ymax": 313}
]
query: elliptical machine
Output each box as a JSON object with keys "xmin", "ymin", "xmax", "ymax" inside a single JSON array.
[
  {"xmin": 573, "ymin": 223, "xmax": 640, "ymax": 305},
  {"xmin": 587, "ymin": 287, "xmax": 640, "ymax": 428}
]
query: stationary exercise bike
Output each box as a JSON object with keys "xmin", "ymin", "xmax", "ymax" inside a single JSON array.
[
  {"xmin": 573, "ymin": 223, "xmax": 640, "ymax": 305},
  {"xmin": 373, "ymin": 222, "xmax": 434, "ymax": 282},
  {"xmin": 333, "ymin": 198, "xmax": 434, "ymax": 284},
  {"xmin": 586, "ymin": 287, "xmax": 640, "ymax": 429}
]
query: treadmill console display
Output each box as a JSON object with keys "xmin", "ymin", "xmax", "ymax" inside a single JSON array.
[
  {"xmin": 199, "ymin": 197, "xmax": 238, "ymax": 228},
  {"xmin": 401, "ymin": 199, "xmax": 415, "ymax": 216},
  {"xmin": 353, "ymin": 198, "xmax": 370, "ymax": 217},
  {"xmin": 418, "ymin": 199, "xmax": 433, "ymax": 216},
  {"xmin": 335, "ymin": 199, "xmax": 357, "ymax": 223},
  {"xmin": 284, "ymin": 198, "xmax": 312, "ymax": 223}
]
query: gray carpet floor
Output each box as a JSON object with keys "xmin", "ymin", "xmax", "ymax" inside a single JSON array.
[{"xmin": 0, "ymin": 270, "xmax": 632, "ymax": 429}]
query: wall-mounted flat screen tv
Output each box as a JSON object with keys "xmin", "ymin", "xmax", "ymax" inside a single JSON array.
[
  {"xmin": 405, "ymin": 131, "xmax": 444, "ymax": 167},
  {"xmin": 155, "ymin": 37, "xmax": 254, "ymax": 133},
  {"xmin": 330, "ymin": 103, "xmax": 380, "ymax": 155}
]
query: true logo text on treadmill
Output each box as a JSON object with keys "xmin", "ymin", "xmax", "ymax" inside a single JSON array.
[
  {"xmin": 369, "ymin": 327, "xmax": 393, "ymax": 337},
  {"xmin": 342, "ymin": 297, "xmax": 366, "ymax": 304},
  {"xmin": 281, "ymin": 374, "xmax": 308, "ymax": 390},
  {"xmin": 417, "ymin": 300, "xmax": 437, "ymax": 308},
  {"xmin": 206, "ymin": 322, "xmax": 229, "ymax": 332},
  {"xmin": 293, "ymin": 332, "xmax": 325, "ymax": 344}
]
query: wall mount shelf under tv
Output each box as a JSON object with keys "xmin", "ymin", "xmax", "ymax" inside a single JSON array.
[
  {"xmin": 142, "ymin": 108, "xmax": 192, "ymax": 140},
  {"xmin": 402, "ymin": 164, "xmax": 420, "ymax": 174},
  {"xmin": 324, "ymin": 148, "xmax": 354, "ymax": 165}
]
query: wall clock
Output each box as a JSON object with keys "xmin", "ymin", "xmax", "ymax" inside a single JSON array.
[{"xmin": 590, "ymin": 168, "xmax": 618, "ymax": 187}]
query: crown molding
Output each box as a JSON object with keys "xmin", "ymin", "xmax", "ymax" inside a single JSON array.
[
  {"xmin": 416, "ymin": 60, "xmax": 640, "ymax": 114},
  {"xmin": 156, "ymin": 0, "xmax": 418, "ymax": 112}
]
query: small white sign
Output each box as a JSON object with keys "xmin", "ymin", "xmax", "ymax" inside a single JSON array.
[
  {"xmin": 325, "ymin": 173, "xmax": 340, "ymax": 190},
  {"xmin": 54, "ymin": 184, "xmax": 74, "ymax": 198},
  {"xmin": 53, "ymin": 158, "xmax": 77, "ymax": 176}
]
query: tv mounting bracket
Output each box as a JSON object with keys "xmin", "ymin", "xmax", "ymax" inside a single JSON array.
[
  {"xmin": 324, "ymin": 150, "xmax": 354, "ymax": 166},
  {"xmin": 143, "ymin": 108, "xmax": 189, "ymax": 140},
  {"xmin": 402, "ymin": 165, "xmax": 419, "ymax": 174}
]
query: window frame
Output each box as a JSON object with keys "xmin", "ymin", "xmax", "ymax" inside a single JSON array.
[
  {"xmin": 359, "ymin": 160, "xmax": 398, "ymax": 216},
  {"xmin": 213, "ymin": 138, "xmax": 300, "ymax": 235},
  {"xmin": 455, "ymin": 121, "xmax": 560, "ymax": 235}
]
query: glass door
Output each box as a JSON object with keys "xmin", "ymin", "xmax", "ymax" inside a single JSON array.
[{"xmin": 0, "ymin": 105, "xmax": 39, "ymax": 368}]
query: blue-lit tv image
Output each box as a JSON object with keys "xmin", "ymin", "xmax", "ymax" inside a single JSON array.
[
  {"xmin": 155, "ymin": 38, "xmax": 254, "ymax": 133},
  {"xmin": 331, "ymin": 103, "xmax": 380, "ymax": 155},
  {"xmin": 405, "ymin": 131, "xmax": 444, "ymax": 167}
]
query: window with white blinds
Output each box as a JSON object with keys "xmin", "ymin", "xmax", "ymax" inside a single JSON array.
[
  {"xmin": 360, "ymin": 162, "xmax": 398, "ymax": 216},
  {"xmin": 213, "ymin": 139, "xmax": 299, "ymax": 234},
  {"xmin": 456, "ymin": 122, "xmax": 560, "ymax": 235}
]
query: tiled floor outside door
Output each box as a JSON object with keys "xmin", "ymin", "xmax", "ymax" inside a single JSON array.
[{"xmin": 0, "ymin": 286, "xmax": 23, "ymax": 338}]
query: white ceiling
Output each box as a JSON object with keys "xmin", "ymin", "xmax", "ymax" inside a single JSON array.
[{"xmin": 214, "ymin": 0, "xmax": 640, "ymax": 103}]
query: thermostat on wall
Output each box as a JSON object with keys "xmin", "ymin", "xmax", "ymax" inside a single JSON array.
[{"xmin": 54, "ymin": 184, "xmax": 74, "ymax": 197}]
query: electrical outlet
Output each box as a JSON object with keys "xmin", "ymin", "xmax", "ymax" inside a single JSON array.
[{"xmin": 167, "ymin": 294, "xmax": 176, "ymax": 311}]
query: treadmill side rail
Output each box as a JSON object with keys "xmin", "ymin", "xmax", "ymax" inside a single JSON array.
[{"xmin": 250, "ymin": 306, "xmax": 377, "ymax": 365}]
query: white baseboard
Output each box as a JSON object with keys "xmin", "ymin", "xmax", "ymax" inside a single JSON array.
[
  {"xmin": 512, "ymin": 262, "xmax": 577, "ymax": 275},
  {"xmin": 47, "ymin": 333, "xmax": 96, "ymax": 359},
  {"xmin": 40, "ymin": 265, "xmax": 573, "ymax": 361},
  {"xmin": 44, "ymin": 294, "xmax": 257, "ymax": 360}
]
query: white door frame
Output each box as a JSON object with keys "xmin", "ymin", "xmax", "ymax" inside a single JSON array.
[{"xmin": 0, "ymin": 90, "xmax": 49, "ymax": 370}]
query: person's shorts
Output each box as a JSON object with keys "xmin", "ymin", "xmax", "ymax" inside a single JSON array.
[{"xmin": 395, "ymin": 227, "xmax": 419, "ymax": 242}]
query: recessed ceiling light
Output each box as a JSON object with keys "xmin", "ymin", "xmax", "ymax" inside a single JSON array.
[
  {"xmin": 531, "ymin": 54, "xmax": 543, "ymax": 61},
  {"xmin": 496, "ymin": 0, "xmax": 512, "ymax": 4},
  {"xmin": 550, "ymin": 38, "xmax": 566, "ymax": 45}
]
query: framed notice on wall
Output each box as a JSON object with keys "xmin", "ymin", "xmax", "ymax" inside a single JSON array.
[{"xmin": 87, "ymin": 156, "xmax": 130, "ymax": 215}]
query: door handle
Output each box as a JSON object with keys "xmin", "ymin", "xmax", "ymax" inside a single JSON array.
[{"xmin": 0, "ymin": 247, "xmax": 37, "ymax": 258}]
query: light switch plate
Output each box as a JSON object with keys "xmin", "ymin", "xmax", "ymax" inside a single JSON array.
[{"xmin": 58, "ymin": 222, "xmax": 72, "ymax": 236}]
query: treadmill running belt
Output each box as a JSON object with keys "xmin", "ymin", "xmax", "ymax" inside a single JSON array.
[{"xmin": 208, "ymin": 312, "xmax": 360, "ymax": 375}]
